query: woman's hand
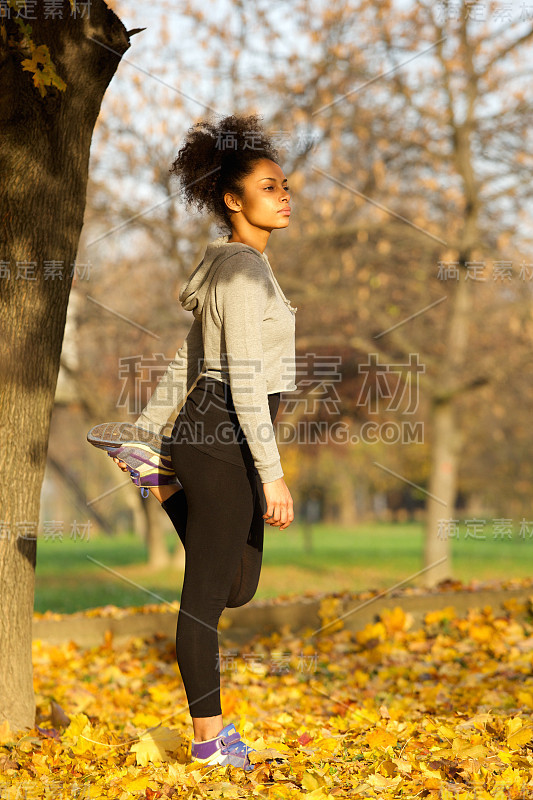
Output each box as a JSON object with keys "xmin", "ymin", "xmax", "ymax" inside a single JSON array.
[
  {"xmin": 262, "ymin": 477, "xmax": 294, "ymax": 530},
  {"xmin": 112, "ymin": 456, "xmax": 130, "ymax": 473}
]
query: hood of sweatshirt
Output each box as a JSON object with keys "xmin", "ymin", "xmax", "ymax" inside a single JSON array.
[
  {"xmin": 178, "ymin": 235, "xmax": 261, "ymax": 318},
  {"xmin": 178, "ymin": 233, "xmax": 297, "ymax": 318}
]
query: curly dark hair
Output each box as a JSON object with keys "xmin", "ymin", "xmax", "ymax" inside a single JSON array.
[{"xmin": 169, "ymin": 113, "xmax": 281, "ymax": 234}]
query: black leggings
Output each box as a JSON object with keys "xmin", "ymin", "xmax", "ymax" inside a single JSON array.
[{"xmin": 160, "ymin": 441, "xmax": 267, "ymax": 718}]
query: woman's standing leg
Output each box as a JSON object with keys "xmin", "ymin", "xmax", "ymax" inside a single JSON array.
[{"xmin": 169, "ymin": 441, "xmax": 260, "ymax": 740}]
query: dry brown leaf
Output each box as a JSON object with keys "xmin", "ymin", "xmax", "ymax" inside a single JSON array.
[{"xmin": 50, "ymin": 700, "xmax": 71, "ymax": 728}]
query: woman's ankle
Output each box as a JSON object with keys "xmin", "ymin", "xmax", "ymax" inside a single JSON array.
[
  {"xmin": 192, "ymin": 714, "xmax": 223, "ymax": 742},
  {"xmin": 151, "ymin": 485, "xmax": 181, "ymax": 504}
]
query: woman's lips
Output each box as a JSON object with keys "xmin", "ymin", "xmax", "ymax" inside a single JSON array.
[{"xmin": 278, "ymin": 207, "xmax": 291, "ymax": 215}]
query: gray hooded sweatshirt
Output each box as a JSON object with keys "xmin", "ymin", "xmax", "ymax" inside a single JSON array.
[{"xmin": 134, "ymin": 234, "xmax": 297, "ymax": 483}]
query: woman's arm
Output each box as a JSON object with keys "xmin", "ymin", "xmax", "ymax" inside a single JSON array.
[
  {"xmin": 134, "ymin": 316, "xmax": 204, "ymax": 436},
  {"xmin": 217, "ymin": 255, "xmax": 284, "ymax": 484}
]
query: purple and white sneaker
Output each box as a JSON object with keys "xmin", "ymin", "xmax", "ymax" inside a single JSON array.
[
  {"xmin": 190, "ymin": 723, "xmax": 286, "ymax": 773},
  {"xmin": 105, "ymin": 443, "xmax": 180, "ymax": 498},
  {"xmin": 190, "ymin": 723, "xmax": 257, "ymax": 772},
  {"xmin": 87, "ymin": 422, "xmax": 180, "ymax": 498}
]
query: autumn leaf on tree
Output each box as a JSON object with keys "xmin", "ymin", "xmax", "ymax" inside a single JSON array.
[{"xmin": 21, "ymin": 44, "xmax": 67, "ymax": 97}]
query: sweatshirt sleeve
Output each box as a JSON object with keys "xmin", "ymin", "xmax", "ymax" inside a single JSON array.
[
  {"xmin": 134, "ymin": 316, "xmax": 204, "ymax": 436},
  {"xmin": 216, "ymin": 255, "xmax": 284, "ymax": 483}
]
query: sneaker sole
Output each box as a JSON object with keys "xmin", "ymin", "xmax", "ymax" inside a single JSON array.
[
  {"xmin": 191, "ymin": 753, "xmax": 254, "ymax": 772},
  {"xmin": 87, "ymin": 423, "xmax": 168, "ymax": 456}
]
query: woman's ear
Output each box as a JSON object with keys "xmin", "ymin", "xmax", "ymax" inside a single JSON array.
[{"xmin": 223, "ymin": 191, "xmax": 242, "ymax": 213}]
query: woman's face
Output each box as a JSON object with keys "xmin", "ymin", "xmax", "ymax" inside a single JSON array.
[{"xmin": 224, "ymin": 158, "xmax": 291, "ymax": 232}]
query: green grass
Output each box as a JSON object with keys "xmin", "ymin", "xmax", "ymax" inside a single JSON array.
[{"xmin": 34, "ymin": 520, "xmax": 533, "ymax": 615}]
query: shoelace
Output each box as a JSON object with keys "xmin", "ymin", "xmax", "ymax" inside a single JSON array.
[
  {"xmin": 126, "ymin": 466, "xmax": 150, "ymax": 498},
  {"xmin": 220, "ymin": 731, "xmax": 244, "ymax": 748},
  {"xmin": 224, "ymin": 740, "xmax": 250, "ymax": 755},
  {"xmin": 220, "ymin": 733, "xmax": 253, "ymax": 759},
  {"xmin": 107, "ymin": 451, "xmax": 150, "ymax": 498}
]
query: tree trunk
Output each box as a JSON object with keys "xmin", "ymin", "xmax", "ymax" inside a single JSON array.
[
  {"xmin": 0, "ymin": 4, "xmax": 133, "ymax": 733},
  {"xmin": 142, "ymin": 494, "xmax": 170, "ymax": 570},
  {"xmin": 422, "ymin": 271, "xmax": 472, "ymax": 587},
  {"xmin": 337, "ymin": 468, "xmax": 357, "ymax": 527},
  {"xmin": 123, "ymin": 489, "xmax": 145, "ymax": 539},
  {"xmin": 47, "ymin": 454, "xmax": 114, "ymax": 535},
  {"xmin": 423, "ymin": 398, "xmax": 464, "ymax": 586},
  {"xmin": 422, "ymin": 16, "xmax": 481, "ymax": 587}
]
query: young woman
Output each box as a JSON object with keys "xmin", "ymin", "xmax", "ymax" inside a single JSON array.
[{"xmin": 87, "ymin": 113, "xmax": 297, "ymax": 772}]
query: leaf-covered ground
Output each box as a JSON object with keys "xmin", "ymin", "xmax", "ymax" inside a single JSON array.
[{"xmin": 3, "ymin": 594, "xmax": 533, "ymax": 799}]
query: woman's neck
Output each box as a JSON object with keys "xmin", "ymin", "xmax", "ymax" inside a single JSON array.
[{"xmin": 227, "ymin": 227, "xmax": 270, "ymax": 254}]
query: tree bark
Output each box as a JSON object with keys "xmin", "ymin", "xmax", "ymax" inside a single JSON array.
[
  {"xmin": 422, "ymin": 259, "xmax": 475, "ymax": 586},
  {"xmin": 142, "ymin": 494, "xmax": 170, "ymax": 570},
  {"xmin": 424, "ymin": 397, "xmax": 464, "ymax": 586},
  {"xmin": 47, "ymin": 453, "xmax": 114, "ymax": 535},
  {"xmin": 302, "ymin": 521, "xmax": 314, "ymax": 555},
  {"xmin": 337, "ymin": 468, "xmax": 357, "ymax": 527},
  {"xmin": 420, "ymin": 18, "xmax": 481, "ymax": 587},
  {"xmin": 0, "ymin": 3, "xmax": 133, "ymax": 733}
]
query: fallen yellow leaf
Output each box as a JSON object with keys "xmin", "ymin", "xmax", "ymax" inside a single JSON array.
[
  {"xmin": 130, "ymin": 726, "xmax": 185, "ymax": 766},
  {"xmin": 507, "ymin": 725, "xmax": 533, "ymax": 750}
]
